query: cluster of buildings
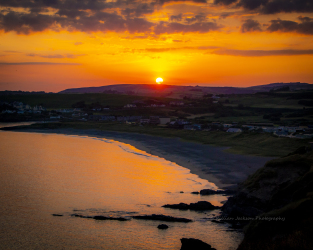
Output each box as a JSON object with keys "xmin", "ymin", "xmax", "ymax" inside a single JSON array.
[
  {"xmin": 1, "ymin": 102, "xmax": 46, "ymax": 114},
  {"xmin": 3, "ymin": 101, "xmax": 312, "ymax": 139},
  {"xmin": 217, "ymin": 122, "xmax": 313, "ymax": 138},
  {"xmin": 82, "ymin": 115, "xmax": 313, "ymax": 139},
  {"xmin": 123, "ymin": 101, "xmax": 185, "ymax": 109},
  {"xmin": 172, "ymin": 121, "xmax": 313, "ymax": 138},
  {"xmin": 88, "ymin": 115, "xmax": 171, "ymax": 125}
]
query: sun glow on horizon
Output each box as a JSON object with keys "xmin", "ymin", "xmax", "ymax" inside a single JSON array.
[{"xmin": 156, "ymin": 77, "xmax": 163, "ymax": 84}]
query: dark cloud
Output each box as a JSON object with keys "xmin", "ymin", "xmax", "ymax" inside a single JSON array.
[
  {"xmin": 170, "ymin": 13, "xmax": 207, "ymax": 24},
  {"xmin": 298, "ymin": 16, "xmax": 313, "ymax": 22},
  {"xmin": 214, "ymin": 0, "xmax": 237, "ymax": 5},
  {"xmin": 241, "ymin": 19, "xmax": 262, "ymax": 32},
  {"xmin": 157, "ymin": 0, "xmax": 207, "ymax": 4},
  {"xmin": 267, "ymin": 17, "xmax": 313, "ymax": 35},
  {"xmin": 214, "ymin": 0, "xmax": 313, "ymax": 14},
  {"xmin": 170, "ymin": 14, "xmax": 183, "ymax": 22},
  {"xmin": 0, "ymin": 11, "xmax": 57, "ymax": 34},
  {"xmin": 0, "ymin": 0, "xmax": 220, "ymax": 35},
  {"xmin": 237, "ymin": 0, "xmax": 268, "ymax": 10},
  {"xmin": 219, "ymin": 12, "xmax": 236, "ymax": 19},
  {"xmin": 185, "ymin": 13, "xmax": 206, "ymax": 24},
  {"xmin": 0, "ymin": 0, "xmax": 207, "ymax": 10},
  {"xmin": 121, "ymin": 3, "xmax": 155, "ymax": 17},
  {"xmin": 213, "ymin": 48, "xmax": 313, "ymax": 56},
  {"xmin": 154, "ymin": 21, "xmax": 220, "ymax": 34},
  {"xmin": 261, "ymin": 0, "xmax": 313, "ymax": 14},
  {"xmin": 0, "ymin": 0, "xmax": 110, "ymax": 10},
  {"xmin": 57, "ymin": 9, "xmax": 86, "ymax": 19}
]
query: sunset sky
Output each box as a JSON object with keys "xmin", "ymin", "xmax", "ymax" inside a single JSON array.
[{"xmin": 0, "ymin": 0, "xmax": 312, "ymax": 92}]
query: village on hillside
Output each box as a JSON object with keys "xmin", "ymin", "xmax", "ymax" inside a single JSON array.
[{"xmin": 1, "ymin": 94, "xmax": 313, "ymax": 139}]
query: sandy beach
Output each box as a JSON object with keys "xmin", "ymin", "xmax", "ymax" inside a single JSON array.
[{"xmin": 6, "ymin": 127, "xmax": 273, "ymax": 189}]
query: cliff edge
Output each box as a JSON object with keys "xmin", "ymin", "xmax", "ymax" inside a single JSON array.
[{"xmin": 222, "ymin": 146, "xmax": 313, "ymax": 250}]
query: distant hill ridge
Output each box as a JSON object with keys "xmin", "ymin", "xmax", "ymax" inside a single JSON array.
[{"xmin": 59, "ymin": 82, "xmax": 312, "ymax": 98}]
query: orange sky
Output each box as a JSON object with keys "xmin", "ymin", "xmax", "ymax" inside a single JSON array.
[{"xmin": 0, "ymin": 0, "xmax": 312, "ymax": 92}]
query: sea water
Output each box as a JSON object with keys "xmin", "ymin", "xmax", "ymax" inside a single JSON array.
[{"xmin": 0, "ymin": 130, "xmax": 243, "ymax": 250}]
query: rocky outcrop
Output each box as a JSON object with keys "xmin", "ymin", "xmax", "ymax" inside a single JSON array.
[
  {"xmin": 70, "ymin": 214, "xmax": 129, "ymax": 221},
  {"xmin": 157, "ymin": 224, "xmax": 169, "ymax": 229},
  {"xmin": 132, "ymin": 214, "xmax": 192, "ymax": 223},
  {"xmin": 180, "ymin": 238, "xmax": 216, "ymax": 250},
  {"xmin": 162, "ymin": 201, "xmax": 219, "ymax": 211},
  {"xmin": 200, "ymin": 189, "xmax": 235, "ymax": 195},
  {"xmin": 93, "ymin": 216, "xmax": 129, "ymax": 221},
  {"xmin": 222, "ymin": 147, "xmax": 313, "ymax": 249},
  {"xmin": 222, "ymin": 148, "xmax": 313, "ymax": 220},
  {"xmin": 191, "ymin": 191, "xmax": 200, "ymax": 194},
  {"xmin": 71, "ymin": 214, "xmax": 93, "ymax": 218}
]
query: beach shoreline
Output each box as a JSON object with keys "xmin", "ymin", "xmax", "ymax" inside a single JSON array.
[{"xmin": 2, "ymin": 127, "xmax": 273, "ymax": 189}]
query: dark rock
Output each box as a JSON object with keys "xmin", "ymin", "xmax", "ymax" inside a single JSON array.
[
  {"xmin": 189, "ymin": 201, "xmax": 218, "ymax": 211},
  {"xmin": 132, "ymin": 214, "xmax": 192, "ymax": 223},
  {"xmin": 71, "ymin": 214, "xmax": 128, "ymax": 221},
  {"xmin": 163, "ymin": 201, "xmax": 219, "ymax": 211},
  {"xmin": 71, "ymin": 213, "xmax": 85, "ymax": 218},
  {"xmin": 52, "ymin": 214, "xmax": 63, "ymax": 217},
  {"xmin": 180, "ymin": 238, "xmax": 214, "ymax": 250},
  {"xmin": 200, "ymin": 189, "xmax": 235, "ymax": 195},
  {"xmin": 157, "ymin": 224, "xmax": 169, "ymax": 229},
  {"xmin": 180, "ymin": 191, "xmax": 184, "ymax": 193},
  {"xmin": 200, "ymin": 189, "xmax": 221, "ymax": 195},
  {"xmin": 228, "ymin": 223, "xmax": 244, "ymax": 229},
  {"xmin": 211, "ymin": 219, "xmax": 225, "ymax": 224},
  {"xmin": 191, "ymin": 191, "xmax": 199, "ymax": 194},
  {"xmin": 93, "ymin": 216, "xmax": 129, "ymax": 221},
  {"xmin": 162, "ymin": 203, "xmax": 189, "ymax": 210},
  {"xmin": 71, "ymin": 214, "xmax": 93, "ymax": 218}
]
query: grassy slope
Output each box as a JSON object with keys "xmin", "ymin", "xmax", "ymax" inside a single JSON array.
[
  {"xmin": 237, "ymin": 150, "xmax": 313, "ymax": 250},
  {"xmin": 10, "ymin": 121, "xmax": 311, "ymax": 157},
  {"xmin": 225, "ymin": 94, "xmax": 307, "ymax": 109}
]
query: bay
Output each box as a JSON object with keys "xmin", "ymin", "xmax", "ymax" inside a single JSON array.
[{"xmin": 0, "ymin": 130, "xmax": 242, "ymax": 250}]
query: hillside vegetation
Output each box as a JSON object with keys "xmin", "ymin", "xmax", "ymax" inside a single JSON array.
[{"xmin": 222, "ymin": 148, "xmax": 313, "ymax": 250}]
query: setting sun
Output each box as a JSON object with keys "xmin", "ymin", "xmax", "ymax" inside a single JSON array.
[{"xmin": 156, "ymin": 78, "xmax": 163, "ymax": 84}]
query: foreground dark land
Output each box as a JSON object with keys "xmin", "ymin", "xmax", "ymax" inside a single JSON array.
[{"xmin": 222, "ymin": 147, "xmax": 313, "ymax": 250}]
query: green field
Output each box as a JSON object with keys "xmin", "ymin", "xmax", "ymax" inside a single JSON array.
[{"xmin": 223, "ymin": 92, "xmax": 313, "ymax": 110}]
